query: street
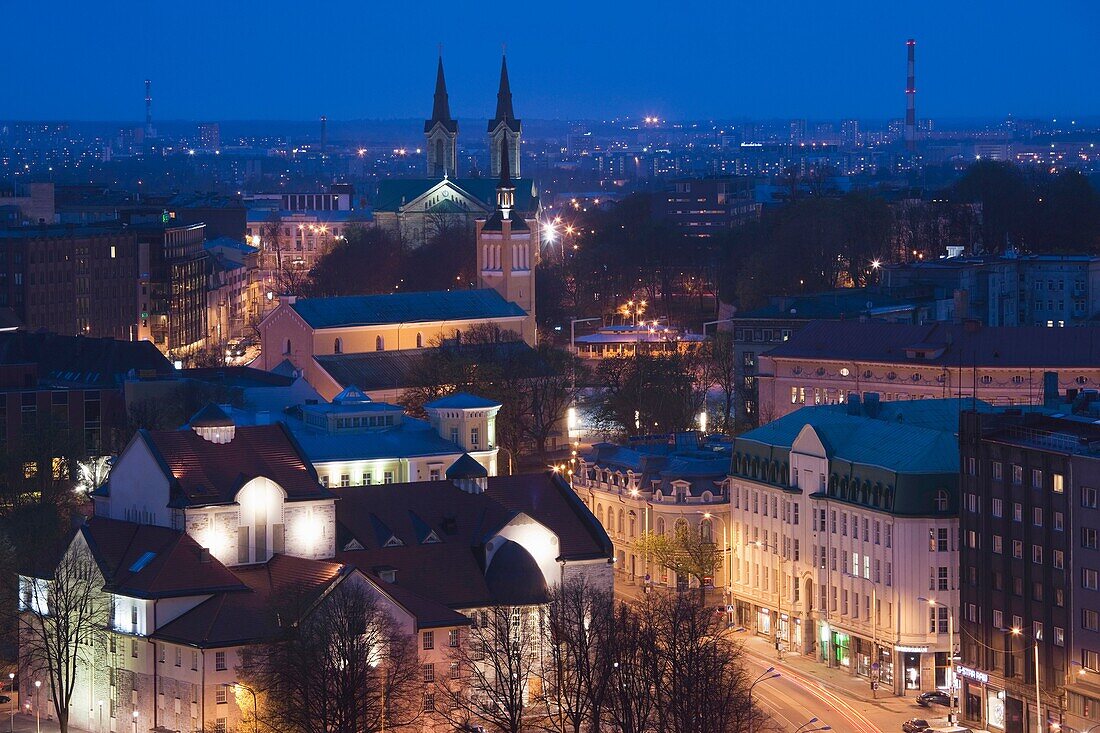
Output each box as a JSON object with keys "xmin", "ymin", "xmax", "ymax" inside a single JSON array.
[{"xmin": 614, "ymin": 578, "xmax": 955, "ymax": 733}]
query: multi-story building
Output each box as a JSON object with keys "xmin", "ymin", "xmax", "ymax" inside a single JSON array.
[
  {"xmin": 729, "ymin": 396, "xmax": 976, "ymax": 695},
  {"xmin": 732, "ymin": 291, "xmax": 940, "ymax": 426},
  {"xmin": 225, "ymin": 387, "xmax": 502, "ymax": 483},
  {"xmin": 958, "ymin": 389, "xmax": 1100, "ymax": 732},
  {"xmin": 574, "ymin": 433, "xmax": 732, "ymax": 591},
  {"xmin": 659, "ymin": 177, "xmax": 760, "ymax": 237},
  {"xmin": 757, "ymin": 320, "xmax": 1100, "ymax": 422},
  {"xmin": 132, "ymin": 221, "xmax": 209, "ymax": 356},
  {"xmin": 18, "ymin": 407, "xmax": 612, "ymax": 732},
  {"xmin": 883, "ymin": 253, "xmax": 1100, "ymax": 327},
  {"xmin": 245, "ymin": 208, "xmax": 369, "ymax": 276},
  {"xmin": 0, "ymin": 223, "xmax": 141, "ymax": 339}
]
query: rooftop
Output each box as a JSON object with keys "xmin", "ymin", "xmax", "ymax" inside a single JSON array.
[
  {"xmin": 766, "ymin": 320, "xmax": 1100, "ymax": 368},
  {"xmin": 288, "ymin": 289, "xmax": 526, "ymax": 330}
]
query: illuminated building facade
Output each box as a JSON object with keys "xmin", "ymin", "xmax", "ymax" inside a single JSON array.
[{"xmin": 728, "ymin": 397, "xmax": 972, "ymax": 695}]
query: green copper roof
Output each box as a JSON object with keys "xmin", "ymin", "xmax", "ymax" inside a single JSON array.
[{"xmin": 374, "ymin": 178, "xmax": 539, "ymax": 213}]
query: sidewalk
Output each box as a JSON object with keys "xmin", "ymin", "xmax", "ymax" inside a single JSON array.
[{"xmin": 733, "ymin": 631, "xmax": 952, "ymax": 727}]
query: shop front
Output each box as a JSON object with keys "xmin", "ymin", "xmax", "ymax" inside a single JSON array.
[
  {"xmin": 957, "ymin": 665, "xmax": 1005, "ymax": 731},
  {"xmin": 757, "ymin": 607, "xmax": 771, "ymax": 637},
  {"xmin": 895, "ymin": 645, "xmax": 926, "ymax": 691}
]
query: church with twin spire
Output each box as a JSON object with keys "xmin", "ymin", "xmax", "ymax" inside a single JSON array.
[{"xmin": 372, "ymin": 54, "xmax": 541, "ymax": 251}]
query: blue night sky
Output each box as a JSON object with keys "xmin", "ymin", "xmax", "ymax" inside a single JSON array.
[{"xmin": 4, "ymin": 0, "xmax": 1098, "ymax": 122}]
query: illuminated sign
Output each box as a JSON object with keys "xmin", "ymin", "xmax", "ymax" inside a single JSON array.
[
  {"xmin": 894, "ymin": 645, "xmax": 929, "ymax": 653},
  {"xmin": 956, "ymin": 665, "xmax": 989, "ymax": 684}
]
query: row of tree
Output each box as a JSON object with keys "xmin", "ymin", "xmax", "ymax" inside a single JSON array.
[{"xmin": 239, "ymin": 578, "xmax": 766, "ymax": 733}]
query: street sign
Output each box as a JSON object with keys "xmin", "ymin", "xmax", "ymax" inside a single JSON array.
[{"xmin": 871, "ymin": 662, "xmax": 881, "ymax": 671}]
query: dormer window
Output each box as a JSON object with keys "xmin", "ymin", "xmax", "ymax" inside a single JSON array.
[{"xmin": 379, "ymin": 569, "xmax": 396, "ymax": 583}]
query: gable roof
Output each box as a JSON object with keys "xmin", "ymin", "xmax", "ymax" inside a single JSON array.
[
  {"xmin": 374, "ymin": 177, "xmax": 539, "ymax": 214},
  {"xmin": 141, "ymin": 423, "xmax": 333, "ymax": 507},
  {"xmin": 82, "ymin": 517, "xmax": 245, "ymax": 599},
  {"xmin": 289, "ymin": 289, "xmax": 526, "ymax": 330},
  {"xmin": 152, "ymin": 554, "xmax": 347, "ymax": 647},
  {"xmin": 334, "ymin": 473, "xmax": 611, "ymax": 610}
]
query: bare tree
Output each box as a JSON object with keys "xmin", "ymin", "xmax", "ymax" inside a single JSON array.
[
  {"xmin": 438, "ymin": 606, "xmax": 546, "ymax": 733},
  {"xmin": 539, "ymin": 579, "xmax": 614, "ymax": 733},
  {"xmin": 649, "ymin": 594, "xmax": 764, "ymax": 733},
  {"xmin": 18, "ymin": 533, "xmax": 110, "ymax": 733},
  {"xmin": 604, "ymin": 602, "xmax": 660, "ymax": 733},
  {"xmin": 702, "ymin": 333, "xmax": 738, "ymax": 435},
  {"xmin": 634, "ymin": 522, "xmax": 722, "ymax": 602},
  {"xmin": 237, "ymin": 578, "xmax": 423, "ymax": 733}
]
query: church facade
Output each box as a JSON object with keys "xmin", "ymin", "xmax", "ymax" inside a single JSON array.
[{"xmin": 373, "ymin": 55, "xmax": 541, "ymax": 249}]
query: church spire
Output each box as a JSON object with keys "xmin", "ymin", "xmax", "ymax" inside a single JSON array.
[
  {"xmin": 428, "ymin": 55, "xmax": 456, "ymax": 130},
  {"xmin": 488, "ymin": 52, "xmax": 521, "ymax": 178},
  {"xmin": 425, "ymin": 53, "xmax": 458, "ymax": 178},
  {"xmin": 494, "ymin": 55, "xmax": 515, "ymax": 124}
]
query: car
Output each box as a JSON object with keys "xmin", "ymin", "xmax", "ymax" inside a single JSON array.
[
  {"xmin": 902, "ymin": 719, "xmax": 930, "ymax": 733},
  {"xmin": 916, "ymin": 690, "xmax": 952, "ymax": 707}
]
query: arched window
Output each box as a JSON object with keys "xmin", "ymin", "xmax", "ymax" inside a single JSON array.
[
  {"xmin": 702, "ymin": 491, "xmax": 714, "ymax": 503},
  {"xmin": 617, "ymin": 509, "xmax": 624, "ymax": 535},
  {"xmin": 628, "ymin": 511, "xmax": 637, "ymax": 537},
  {"xmin": 674, "ymin": 517, "xmax": 688, "ymax": 535},
  {"xmin": 416, "ymin": 332, "xmax": 424, "ymax": 348},
  {"xmin": 333, "ymin": 337, "xmax": 342, "ymax": 354},
  {"xmin": 283, "ymin": 339, "xmax": 291, "ymax": 355},
  {"xmin": 700, "ymin": 518, "xmax": 713, "ymax": 542},
  {"xmin": 375, "ymin": 335, "xmax": 384, "ymax": 351},
  {"xmin": 596, "ymin": 504, "xmax": 603, "ymax": 526},
  {"xmin": 934, "ymin": 490, "xmax": 950, "ymax": 512},
  {"xmin": 656, "ymin": 517, "xmax": 666, "ymax": 535},
  {"xmin": 435, "ymin": 138, "xmax": 444, "ymax": 170}
]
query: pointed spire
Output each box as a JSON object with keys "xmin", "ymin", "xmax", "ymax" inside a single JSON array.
[
  {"xmin": 431, "ymin": 55, "xmax": 452, "ymax": 124},
  {"xmin": 494, "ymin": 54, "xmax": 514, "ymax": 122}
]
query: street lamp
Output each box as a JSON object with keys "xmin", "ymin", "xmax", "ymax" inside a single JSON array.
[
  {"xmin": 747, "ymin": 667, "xmax": 781, "ymax": 733},
  {"xmin": 700, "ymin": 511, "xmax": 733, "ymax": 625},
  {"xmin": 1008, "ymin": 626, "xmax": 1044, "ymax": 733},
  {"xmin": 920, "ymin": 597, "xmax": 957, "ymax": 722},
  {"xmin": 230, "ymin": 682, "xmax": 259, "ymax": 733},
  {"xmin": 131, "ymin": 709, "xmax": 138, "ymax": 733},
  {"xmin": 630, "ymin": 488, "xmax": 652, "ymax": 584},
  {"xmin": 845, "ymin": 572, "xmax": 880, "ymax": 697},
  {"xmin": 7, "ymin": 673, "xmax": 13, "ymax": 733},
  {"xmin": 34, "ymin": 680, "xmax": 40, "ymax": 733},
  {"xmin": 794, "ymin": 718, "xmax": 832, "ymax": 733},
  {"xmin": 749, "ymin": 539, "xmax": 787, "ymax": 658},
  {"xmin": 702, "ymin": 318, "xmax": 734, "ymax": 336}
]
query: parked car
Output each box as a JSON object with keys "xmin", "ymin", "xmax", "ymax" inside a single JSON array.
[
  {"xmin": 916, "ymin": 690, "xmax": 953, "ymax": 707},
  {"xmin": 902, "ymin": 718, "xmax": 930, "ymax": 732}
]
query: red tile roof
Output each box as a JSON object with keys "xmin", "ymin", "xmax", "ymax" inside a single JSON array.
[
  {"xmin": 141, "ymin": 424, "xmax": 332, "ymax": 507},
  {"xmin": 82, "ymin": 517, "xmax": 246, "ymax": 598},
  {"xmin": 153, "ymin": 554, "xmax": 346, "ymax": 647},
  {"xmin": 333, "ymin": 472, "xmax": 612, "ymax": 611}
]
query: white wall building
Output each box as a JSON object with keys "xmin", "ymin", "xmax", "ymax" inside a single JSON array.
[{"xmin": 728, "ymin": 396, "xmax": 977, "ymax": 695}]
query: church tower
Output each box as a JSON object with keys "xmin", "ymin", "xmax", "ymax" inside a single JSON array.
[
  {"xmin": 487, "ymin": 54, "xmax": 521, "ymax": 179},
  {"xmin": 477, "ymin": 136, "xmax": 536, "ymax": 345},
  {"xmin": 424, "ymin": 56, "xmax": 458, "ymax": 178}
]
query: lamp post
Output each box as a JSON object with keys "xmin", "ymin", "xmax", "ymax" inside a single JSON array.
[
  {"xmin": 7, "ymin": 673, "xmax": 13, "ymax": 733},
  {"xmin": 750, "ymin": 539, "xmax": 787, "ymax": 658},
  {"xmin": 230, "ymin": 682, "xmax": 259, "ymax": 733},
  {"xmin": 747, "ymin": 666, "xmax": 781, "ymax": 733},
  {"xmin": 630, "ymin": 489, "xmax": 652, "ymax": 584},
  {"xmin": 920, "ymin": 597, "xmax": 957, "ymax": 723},
  {"xmin": 97, "ymin": 700, "xmax": 103, "ymax": 733},
  {"xmin": 702, "ymin": 318, "xmax": 734, "ymax": 336},
  {"xmin": 34, "ymin": 680, "xmax": 40, "ymax": 733},
  {"xmin": 700, "ymin": 511, "xmax": 733, "ymax": 626},
  {"xmin": 1009, "ymin": 626, "xmax": 1044, "ymax": 733},
  {"xmin": 846, "ymin": 572, "xmax": 879, "ymax": 697},
  {"xmin": 794, "ymin": 718, "xmax": 832, "ymax": 733}
]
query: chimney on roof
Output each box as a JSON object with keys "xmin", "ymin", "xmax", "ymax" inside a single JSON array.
[
  {"xmin": 198, "ymin": 547, "xmax": 211, "ymax": 563},
  {"xmin": 846, "ymin": 392, "xmax": 862, "ymax": 416},
  {"xmin": 863, "ymin": 392, "xmax": 881, "ymax": 418},
  {"xmin": 1043, "ymin": 371, "xmax": 1061, "ymax": 409}
]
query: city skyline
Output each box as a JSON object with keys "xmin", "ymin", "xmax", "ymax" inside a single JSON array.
[{"xmin": 5, "ymin": 0, "xmax": 1099, "ymax": 122}]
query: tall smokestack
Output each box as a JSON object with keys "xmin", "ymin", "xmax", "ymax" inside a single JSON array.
[
  {"xmin": 144, "ymin": 79, "xmax": 154, "ymax": 138},
  {"xmin": 320, "ymin": 115, "xmax": 328, "ymax": 152},
  {"xmin": 905, "ymin": 39, "xmax": 916, "ymax": 153}
]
